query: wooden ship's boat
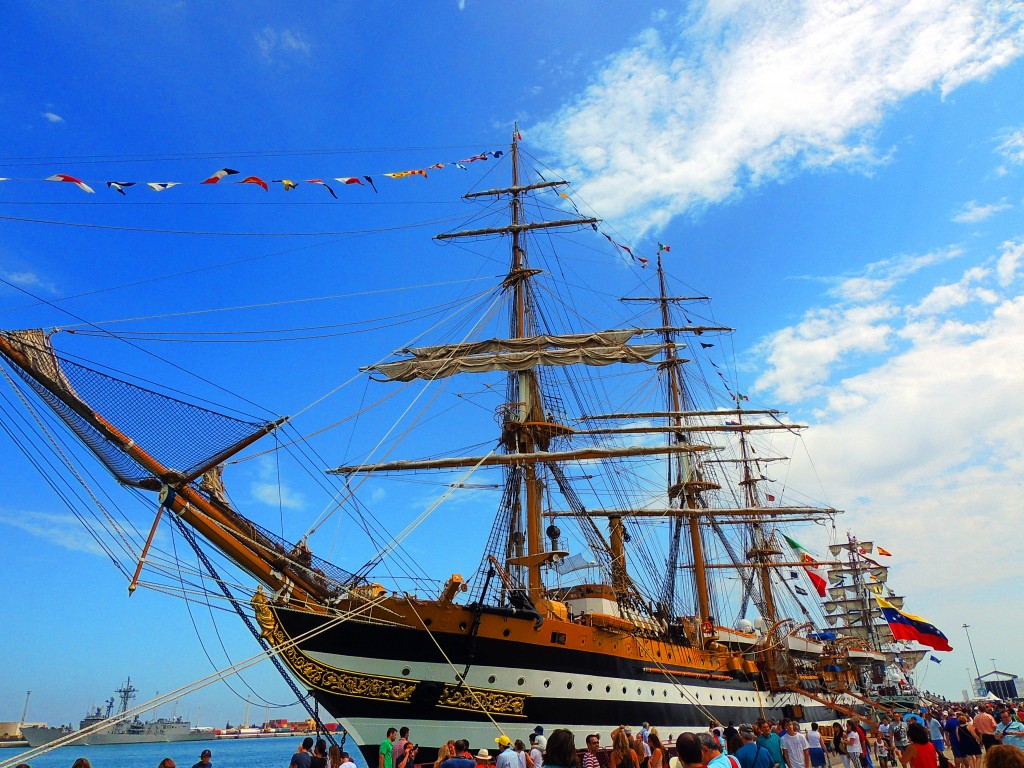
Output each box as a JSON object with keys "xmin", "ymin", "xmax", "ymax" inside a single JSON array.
[{"xmin": 0, "ymin": 129, "xmax": 910, "ymax": 762}]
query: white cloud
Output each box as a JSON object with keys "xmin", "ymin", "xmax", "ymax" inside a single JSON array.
[
  {"xmin": 793, "ymin": 293, "xmax": 1024, "ymax": 588},
  {"xmin": 250, "ymin": 456, "xmax": 306, "ymax": 510},
  {"xmin": 255, "ymin": 26, "xmax": 311, "ymax": 63},
  {"xmin": 41, "ymin": 111, "xmax": 64, "ymax": 123},
  {"xmin": 535, "ymin": 1, "xmax": 1024, "ymax": 237},
  {"xmin": 756, "ymin": 247, "xmax": 963, "ymax": 398},
  {"xmin": 997, "ymin": 127, "xmax": 1024, "ymax": 164},
  {"xmin": 1, "ymin": 269, "xmax": 58, "ymax": 294},
  {"xmin": 0, "ymin": 509, "xmax": 107, "ymax": 556},
  {"xmin": 908, "ymin": 265, "xmax": 997, "ymax": 316},
  {"xmin": 755, "ymin": 302, "xmax": 897, "ymax": 401},
  {"xmin": 995, "ymin": 239, "xmax": 1024, "ymax": 286},
  {"xmin": 952, "ymin": 199, "xmax": 1011, "ymax": 223}
]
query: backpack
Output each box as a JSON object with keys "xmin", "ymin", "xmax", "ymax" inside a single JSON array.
[{"xmin": 893, "ymin": 722, "xmax": 908, "ymax": 744}]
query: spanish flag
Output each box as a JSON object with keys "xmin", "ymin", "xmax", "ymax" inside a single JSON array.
[{"xmin": 874, "ymin": 596, "xmax": 952, "ymax": 651}]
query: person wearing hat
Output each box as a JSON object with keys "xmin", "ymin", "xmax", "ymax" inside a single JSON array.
[
  {"xmin": 191, "ymin": 749, "xmax": 213, "ymax": 768},
  {"xmin": 496, "ymin": 735, "xmax": 518, "ymax": 768},
  {"xmin": 476, "ymin": 749, "xmax": 494, "ymax": 765},
  {"xmin": 734, "ymin": 725, "xmax": 773, "ymax": 768}
]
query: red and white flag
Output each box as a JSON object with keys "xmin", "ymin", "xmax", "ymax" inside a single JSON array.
[
  {"xmin": 47, "ymin": 174, "xmax": 94, "ymax": 193},
  {"xmin": 201, "ymin": 168, "xmax": 239, "ymax": 184}
]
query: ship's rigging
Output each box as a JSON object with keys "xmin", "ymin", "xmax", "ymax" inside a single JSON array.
[{"xmin": 0, "ymin": 129, "xmax": 942, "ymax": 754}]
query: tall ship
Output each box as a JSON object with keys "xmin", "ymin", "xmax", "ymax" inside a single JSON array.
[
  {"xmin": 21, "ymin": 679, "xmax": 212, "ymax": 747},
  {"xmin": 823, "ymin": 537, "xmax": 933, "ymax": 711},
  {"xmin": 0, "ymin": 131, "xmax": 935, "ymax": 763}
]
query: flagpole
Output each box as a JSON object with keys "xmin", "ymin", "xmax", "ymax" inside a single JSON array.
[{"xmin": 963, "ymin": 623, "xmax": 982, "ymax": 693}]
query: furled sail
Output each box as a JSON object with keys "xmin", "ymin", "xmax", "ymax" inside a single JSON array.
[
  {"xmin": 366, "ymin": 343, "xmax": 667, "ymax": 382},
  {"xmin": 403, "ymin": 330, "xmax": 638, "ymax": 359}
]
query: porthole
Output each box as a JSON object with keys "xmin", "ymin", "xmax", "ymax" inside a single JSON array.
[
  {"xmin": 518, "ymin": 677, "xmax": 525, "ymax": 686},
  {"xmin": 587, "ymin": 684, "xmax": 593, "ymax": 692},
  {"xmin": 663, "ymin": 691, "xmax": 668, "ymax": 697},
  {"xmin": 622, "ymin": 687, "xmax": 627, "ymax": 694},
  {"xmin": 459, "ymin": 622, "xmax": 467, "ymax": 631},
  {"xmin": 637, "ymin": 688, "xmax": 642, "ymax": 695},
  {"xmin": 502, "ymin": 629, "xmax": 511, "ymax": 637},
  {"xmin": 606, "ymin": 685, "xmax": 612, "ymax": 693},
  {"xmin": 424, "ymin": 618, "xmax": 432, "ymax": 626},
  {"xmin": 651, "ymin": 689, "xmax": 655, "ymax": 696},
  {"xmin": 401, "ymin": 667, "xmax": 411, "ymax": 676},
  {"xmin": 567, "ymin": 682, "xmax": 573, "ymax": 690},
  {"xmin": 488, "ymin": 675, "xmax": 496, "ymax": 684},
  {"xmin": 544, "ymin": 680, "xmax": 551, "ymax": 688}
]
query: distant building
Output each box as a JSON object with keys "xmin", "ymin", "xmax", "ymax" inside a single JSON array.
[
  {"xmin": 0, "ymin": 721, "xmax": 45, "ymax": 739},
  {"xmin": 977, "ymin": 670, "xmax": 1020, "ymax": 700}
]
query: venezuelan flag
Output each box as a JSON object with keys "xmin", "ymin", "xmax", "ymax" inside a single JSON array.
[{"xmin": 875, "ymin": 596, "xmax": 952, "ymax": 651}]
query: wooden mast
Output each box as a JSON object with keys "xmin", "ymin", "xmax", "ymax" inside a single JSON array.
[
  {"xmin": 509, "ymin": 128, "xmax": 545, "ymax": 600},
  {"xmin": 655, "ymin": 251, "xmax": 712, "ymax": 631},
  {"xmin": 432, "ymin": 127, "xmax": 598, "ymax": 603}
]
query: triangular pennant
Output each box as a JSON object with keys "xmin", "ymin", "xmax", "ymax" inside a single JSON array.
[
  {"xmin": 307, "ymin": 179, "xmax": 337, "ymax": 199},
  {"xmin": 46, "ymin": 174, "xmax": 94, "ymax": 193},
  {"xmin": 238, "ymin": 176, "xmax": 269, "ymax": 191},
  {"xmin": 202, "ymin": 168, "xmax": 240, "ymax": 184},
  {"xmin": 106, "ymin": 181, "xmax": 136, "ymax": 195}
]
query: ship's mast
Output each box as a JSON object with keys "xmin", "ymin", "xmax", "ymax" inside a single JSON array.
[
  {"xmin": 115, "ymin": 678, "xmax": 137, "ymax": 715},
  {"xmin": 654, "ymin": 253, "xmax": 712, "ymax": 628},
  {"xmin": 432, "ymin": 126, "xmax": 599, "ymax": 602},
  {"xmin": 740, "ymin": 431, "xmax": 779, "ymax": 627},
  {"xmin": 509, "ymin": 130, "xmax": 545, "ymax": 600}
]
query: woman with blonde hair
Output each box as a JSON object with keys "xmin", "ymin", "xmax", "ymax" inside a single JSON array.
[
  {"xmin": 435, "ymin": 742, "xmax": 453, "ymax": 768},
  {"xmin": 610, "ymin": 727, "xmax": 640, "ymax": 768}
]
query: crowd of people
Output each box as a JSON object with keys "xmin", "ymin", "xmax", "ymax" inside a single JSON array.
[
  {"xmin": 374, "ymin": 704, "xmax": 1023, "ymax": 768},
  {"xmin": 13, "ymin": 704, "xmax": 1023, "ymax": 768}
]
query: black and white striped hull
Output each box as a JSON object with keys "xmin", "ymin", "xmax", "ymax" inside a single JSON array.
[{"xmin": 269, "ymin": 609, "xmax": 856, "ymax": 764}]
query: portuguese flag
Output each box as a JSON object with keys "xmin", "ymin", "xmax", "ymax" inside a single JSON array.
[{"xmin": 782, "ymin": 534, "xmax": 827, "ymax": 597}]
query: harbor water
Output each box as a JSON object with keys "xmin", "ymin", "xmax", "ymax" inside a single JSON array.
[{"xmin": 7, "ymin": 735, "xmax": 370, "ymax": 768}]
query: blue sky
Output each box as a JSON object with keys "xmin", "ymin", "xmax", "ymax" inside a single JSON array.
[{"xmin": 2, "ymin": 0, "xmax": 1024, "ymax": 730}]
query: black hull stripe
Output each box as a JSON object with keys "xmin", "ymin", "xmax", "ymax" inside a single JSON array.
[{"xmin": 279, "ymin": 611, "xmax": 758, "ymax": 683}]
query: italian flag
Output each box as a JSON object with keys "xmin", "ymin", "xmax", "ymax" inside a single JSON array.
[{"xmin": 783, "ymin": 534, "xmax": 828, "ymax": 597}]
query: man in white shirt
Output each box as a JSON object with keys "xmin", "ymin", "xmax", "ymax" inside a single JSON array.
[{"xmin": 780, "ymin": 723, "xmax": 810, "ymax": 768}]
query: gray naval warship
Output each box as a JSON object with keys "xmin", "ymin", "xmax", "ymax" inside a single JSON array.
[{"xmin": 22, "ymin": 678, "xmax": 213, "ymax": 747}]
